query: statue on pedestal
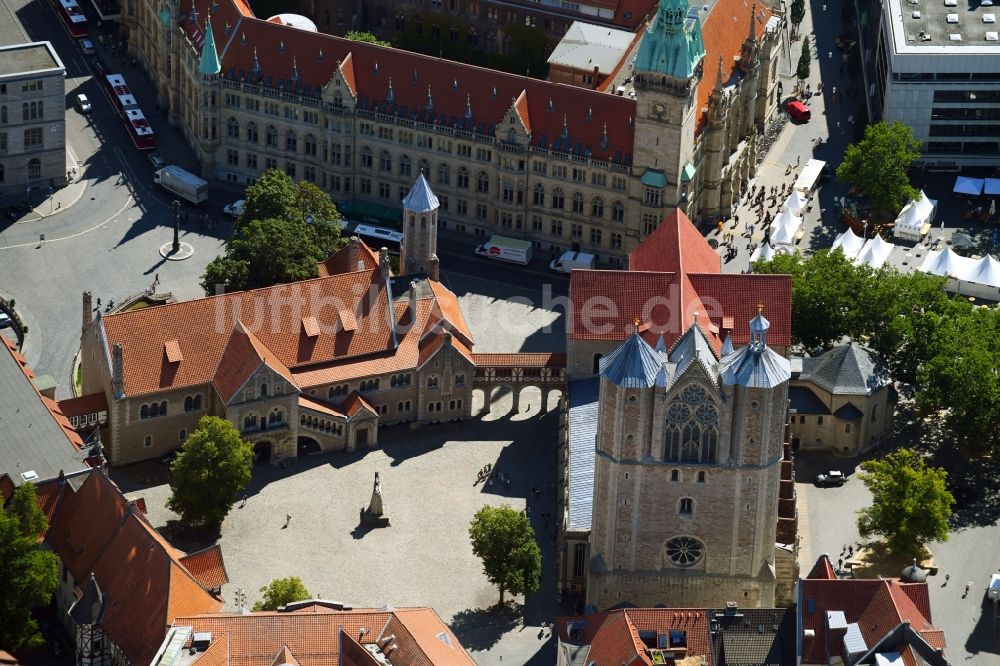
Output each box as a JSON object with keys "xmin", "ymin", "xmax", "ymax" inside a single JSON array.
[{"xmin": 360, "ymin": 472, "xmax": 390, "ymax": 527}]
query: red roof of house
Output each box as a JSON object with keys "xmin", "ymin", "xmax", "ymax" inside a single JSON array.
[
  {"xmin": 317, "ymin": 239, "xmax": 379, "ymax": 277},
  {"xmin": 172, "ymin": 604, "xmax": 475, "ymax": 666},
  {"xmin": 43, "ymin": 471, "xmax": 223, "ymax": 666},
  {"xmin": 180, "ymin": 545, "xmax": 231, "ymax": 590},
  {"xmin": 471, "ymin": 352, "xmax": 567, "ymax": 367},
  {"xmin": 186, "ymin": 2, "xmax": 637, "ymax": 165},
  {"xmin": 554, "ymin": 609, "xmax": 713, "ymax": 666},
  {"xmin": 57, "ymin": 392, "xmax": 109, "ymax": 418},
  {"xmin": 570, "ymin": 209, "xmax": 791, "ymax": 350},
  {"xmin": 212, "ymin": 321, "xmax": 297, "ymax": 403},
  {"xmin": 800, "ymin": 563, "xmax": 943, "ymax": 665}
]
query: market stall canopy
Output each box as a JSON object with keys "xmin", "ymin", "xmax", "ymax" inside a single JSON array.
[
  {"xmin": 954, "ymin": 176, "xmax": 984, "ymax": 196},
  {"xmin": 854, "ymin": 235, "xmax": 895, "ymax": 269},
  {"xmin": 783, "ymin": 190, "xmax": 809, "ymax": 215},
  {"xmin": 919, "ymin": 247, "xmax": 973, "ymax": 279},
  {"xmin": 771, "ymin": 213, "xmax": 802, "ymax": 246},
  {"xmin": 771, "ymin": 208, "xmax": 802, "ymax": 232},
  {"xmin": 894, "ymin": 190, "xmax": 935, "ymax": 240},
  {"xmin": 831, "ymin": 228, "xmax": 866, "ymax": 260},
  {"xmin": 984, "ymin": 178, "xmax": 1000, "ymax": 196},
  {"xmin": 971, "ymin": 254, "xmax": 1000, "ymax": 288},
  {"xmin": 750, "ymin": 243, "xmax": 776, "ymax": 264},
  {"xmin": 951, "ymin": 232, "xmax": 977, "ymax": 250}
]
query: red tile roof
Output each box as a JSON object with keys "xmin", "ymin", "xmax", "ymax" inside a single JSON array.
[
  {"xmin": 556, "ymin": 609, "xmax": 713, "ymax": 666},
  {"xmin": 629, "ymin": 209, "xmax": 720, "ymax": 274},
  {"xmin": 697, "ymin": 0, "xmax": 776, "ymax": 134},
  {"xmin": 298, "ymin": 394, "xmax": 348, "ymax": 418},
  {"xmin": 471, "ymin": 352, "xmax": 567, "ymax": 367},
  {"xmin": 44, "ymin": 471, "xmax": 223, "ymax": 666},
  {"xmin": 180, "ymin": 545, "xmax": 231, "ymax": 590},
  {"xmin": 199, "ymin": 3, "xmax": 636, "ymax": 164},
  {"xmin": 172, "ymin": 606, "xmax": 475, "ymax": 666},
  {"xmin": 570, "ymin": 209, "xmax": 791, "ymax": 350},
  {"xmin": 800, "ymin": 571, "xmax": 943, "ymax": 665},
  {"xmin": 342, "ymin": 391, "xmax": 377, "ymax": 417},
  {"xmin": 213, "ymin": 321, "xmax": 296, "ymax": 403},
  {"xmin": 317, "ymin": 240, "xmax": 379, "ymax": 277},
  {"xmin": 57, "ymin": 392, "xmax": 109, "ymax": 418}
]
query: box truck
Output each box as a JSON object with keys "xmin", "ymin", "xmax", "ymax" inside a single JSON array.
[
  {"xmin": 474, "ymin": 235, "xmax": 533, "ymax": 265},
  {"xmin": 153, "ymin": 166, "xmax": 209, "ymax": 205},
  {"xmin": 549, "ymin": 250, "xmax": 596, "ymax": 273}
]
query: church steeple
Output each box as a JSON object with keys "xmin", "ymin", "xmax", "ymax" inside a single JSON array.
[
  {"xmin": 197, "ymin": 14, "xmax": 221, "ymax": 76},
  {"xmin": 634, "ymin": 0, "xmax": 705, "ymax": 80}
]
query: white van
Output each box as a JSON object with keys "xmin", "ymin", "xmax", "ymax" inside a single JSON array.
[{"xmin": 549, "ymin": 250, "xmax": 596, "ymax": 273}]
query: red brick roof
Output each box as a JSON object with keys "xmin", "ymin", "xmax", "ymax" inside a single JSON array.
[
  {"xmin": 556, "ymin": 609, "xmax": 713, "ymax": 666},
  {"xmin": 192, "ymin": 3, "xmax": 636, "ymax": 164},
  {"xmin": 342, "ymin": 391, "xmax": 377, "ymax": 417},
  {"xmin": 800, "ymin": 569, "xmax": 942, "ymax": 665},
  {"xmin": 806, "ymin": 554, "xmax": 837, "ymax": 580},
  {"xmin": 180, "ymin": 545, "xmax": 231, "ymax": 590},
  {"xmin": 317, "ymin": 240, "xmax": 379, "ymax": 277},
  {"xmin": 471, "ymin": 352, "xmax": 567, "ymax": 367},
  {"xmin": 57, "ymin": 392, "xmax": 109, "ymax": 418},
  {"xmin": 172, "ymin": 605, "xmax": 475, "ymax": 666},
  {"xmin": 570, "ymin": 209, "xmax": 791, "ymax": 350},
  {"xmin": 213, "ymin": 321, "xmax": 296, "ymax": 403},
  {"xmin": 629, "ymin": 209, "xmax": 720, "ymax": 274},
  {"xmin": 44, "ymin": 471, "xmax": 222, "ymax": 666}
]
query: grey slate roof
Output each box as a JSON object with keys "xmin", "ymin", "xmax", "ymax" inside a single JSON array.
[
  {"xmin": 401, "ymin": 173, "xmax": 440, "ymax": 213},
  {"xmin": 0, "ymin": 342, "xmax": 89, "ymax": 486},
  {"xmin": 566, "ymin": 379, "xmax": 599, "ymax": 531},
  {"xmin": 788, "ymin": 386, "xmax": 830, "ymax": 415},
  {"xmin": 833, "ymin": 402, "xmax": 864, "ymax": 421},
  {"xmin": 599, "ymin": 332, "xmax": 662, "ymax": 388},
  {"xmin": 799, "ymin": 343, "xmax": 891, "ymax": 396},
  {"xmin": 720, "ymin": 313, "xmax": 791, "ymax": 388},
  {"xmin": 710, "ymin": 607, "xmax": 796, "ymax": 666},
  {"xmin": 852, "ymin": 622, "xmax": 951, "ymax": 666},
  {"xmin": 668, "ymin": 324, "xmax": 718, "ymax": 383}
]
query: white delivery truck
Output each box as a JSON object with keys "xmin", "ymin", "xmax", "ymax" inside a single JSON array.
[
  {"xmin": 474, "ymin": 235, "xmax": 533, "ymax": 266},
  {"xmin": 153, "ymin": 166, "xmax": 209, "ymax": 205},
  {"xmin": 549, "ymin": 250, "xmax": 596, "ymax": 273}
]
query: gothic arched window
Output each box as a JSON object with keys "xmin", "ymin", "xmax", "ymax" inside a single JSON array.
[{"xmin": 663, "ymin": 384, "xmax": 719, "ymax": 463}]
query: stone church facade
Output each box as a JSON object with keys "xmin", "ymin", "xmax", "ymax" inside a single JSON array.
[
  {"xmin": 587, "ymin": 312, "xmax": 792, "ymax": 610},
  {"xmin": 119, "ymin": 0, "xmax": 782, "ymax": 266}
]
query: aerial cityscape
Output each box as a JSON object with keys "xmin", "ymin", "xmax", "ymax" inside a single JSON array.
[{"xmin": 0, "ymin": 0, "xmax": 998, "ymax": 661}]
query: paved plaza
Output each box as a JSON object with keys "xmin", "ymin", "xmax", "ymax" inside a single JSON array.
[{"xmin": 115, "ymin": 390, "xmax": 562, "ymax": 664}]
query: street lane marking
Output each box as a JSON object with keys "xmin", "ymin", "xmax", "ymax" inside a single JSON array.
[{"xmin": 0, "ymin": 195, "xmax": 134, "ymax": 250}]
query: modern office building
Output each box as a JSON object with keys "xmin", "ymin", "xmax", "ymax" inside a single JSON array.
[
  {"xmin": 856, "ymin": 0, "xmax": 1000, "ymax": 168},
  {"xmin": 0, "ymin": 41, "xmax": 66, "ymax": 196}
]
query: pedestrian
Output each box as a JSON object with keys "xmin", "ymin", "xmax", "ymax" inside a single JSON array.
[
  {"xmin": 155, "ymin": 272, "xmax": 159, "ymax": 282},
  {"xmin": 796, "ymin": 155, "xmax": 801, "ymax": 167},
  {"xmin": 39, "ymin": 233, "xmax": 45, "ymax": 246},
  {"xmin": 964, "ymin": 582, "xmax": 971, "ymax": 598},
  {"xmin": 284, "ymin": 513, "xmax": 291, "ymax": 528},
  {"xmin": 96, "ymin": 297, "xmax": 102, "ymax": 308},
  {"xmin": 240, "ymin": 493, "xmax": 248, "ymax": 508}
]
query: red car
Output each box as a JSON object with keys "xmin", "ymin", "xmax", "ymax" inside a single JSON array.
[{"xmin": 787, "ymin": 100, "xmax": 811, "ymax": 122}]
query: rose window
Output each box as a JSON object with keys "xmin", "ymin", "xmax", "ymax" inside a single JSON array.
[
  {"xmin": 695, "ymin": 403, "xmax": 718, "ymax": 425},
  {"xmin": 667, "ymin": 401, "xmax": 690, "ymax": 424},
  {"xmin": 666, "ymin": 536, "xmax": 704, "ymax": 567},
  {"xmin": 681, "ymin": 384, "xmax": 707, "ymax": 405}
]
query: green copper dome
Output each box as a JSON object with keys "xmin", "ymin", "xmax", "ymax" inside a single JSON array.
[{"xmin": 634, "ymin": 0, "xmax": 705, "ymax": 80}]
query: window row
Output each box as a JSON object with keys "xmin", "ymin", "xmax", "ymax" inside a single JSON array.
[
  {"xmin": 300, "ymin": 414, "xmax": 344, "ymax": 435},
  {"xmin": 242, "ymin": 409, "xmax": 285, "ymax": 431},
  {"xmin": 0, "ymin": 158, "xmax": 43, "ymax": 182},
  {"xmin": 140, "ymin": 401, "xmax": 169, "ymax": 419},
  {"xmin": 668, "ymin": 469, "xmax": 708, "ymax": 483}
]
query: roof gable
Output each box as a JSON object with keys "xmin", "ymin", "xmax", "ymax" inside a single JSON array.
[{"xmin": 629, "ymin": 209, "xmax": 720, "ymax": 274}]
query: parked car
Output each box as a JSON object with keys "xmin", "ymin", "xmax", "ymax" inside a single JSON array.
[
  {"xmin": 75, "ymin": 93, "xmax": 91, "ymax": 113},
  {"xmin": 148, "ymin": 153, "xmax": 168, "ymax": 170},
  {"xmin": 786, "ymin": 99, "xmax": 812, "ymax": 123},
  {"xmin": 79, "ymin": 38, "xmax": 96, "ymax": 55},
  {"xmin": 90, "ymin": 56, "xmax": 109, "ymax": 76},
  {"xmin": 815, "ymin": 470, "xmax": 847, "ymax": 487},
  {"xmin": 223, "ymin": 199, "xmax": 245, "ymax": 217},
  {"xmin": 0, "ymin": 312, "xmax": 11, "ymax": 328}
]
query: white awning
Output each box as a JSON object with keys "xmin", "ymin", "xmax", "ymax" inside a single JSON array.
[
  {"xmin": 854, "ymin": 235, "xmax": 895, "ymax": 269},
  {"xmin": 793, "ymin": 159, "xmax": 826, "ymax": 194},
  {"xmin": 831, "ymin": 228, "xmax": 866, "ymax": 260},
  {"xmin": 783, "ymin": 190, "xmax": 809, "ymax": 215}
]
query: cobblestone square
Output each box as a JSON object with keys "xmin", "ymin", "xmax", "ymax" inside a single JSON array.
[{"xmin": 128, "ymin": 391, "xmax": 561, "ymax": 627}]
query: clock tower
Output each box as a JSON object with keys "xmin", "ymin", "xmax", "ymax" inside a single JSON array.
[{"xmin": 632, "ymin": 0, "xmax": 706, "ymax": 215}]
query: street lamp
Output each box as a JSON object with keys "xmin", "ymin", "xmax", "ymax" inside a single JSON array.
[{"xmin": 171, "ymin": 200, "xmax": 181, "ymax": 254}]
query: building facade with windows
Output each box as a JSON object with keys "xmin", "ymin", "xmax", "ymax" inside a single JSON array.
[
  {"xmin": 855, "ymin": 0, "xmax": 1000, "ymax": 168},
  {"xmin": 79, "ymin": 176, "xmax": 479, "ymax": 465},
  {"xmin": 121, "ymin": 0, "xmax": 782, "ymax": 266},
  {"xmin": 0, "ymin": 41, "xmax": 66, "ymax": 197}
]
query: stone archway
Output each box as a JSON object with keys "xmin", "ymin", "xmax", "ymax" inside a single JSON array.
[
  {"xmin": 253, "ymin": 441, "xmax": 272, "ymax": 464},
  {"xmin": 297, "ymin": 436, "xmax": 321, "ymax": 457}
]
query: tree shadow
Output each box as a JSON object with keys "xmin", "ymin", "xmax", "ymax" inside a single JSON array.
[
  {"xmin": 449, "ymin": 601, "xmax": 523, "ymax": 652},
  {"xmin": 158, "ymin": 519, "xmax": 221, "ymax": 553}
]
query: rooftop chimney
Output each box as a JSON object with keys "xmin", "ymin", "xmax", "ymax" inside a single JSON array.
[
  {"xmin": 348, "ymin": 235, "xmax": 361, "ymax": 272},
  {"xmin": 111, "ymin": 343, "xmax": 125, "ymax": 400},
  {"xmin": 428, "ymin": 254, "xmax": 440, "ymax": 282}
]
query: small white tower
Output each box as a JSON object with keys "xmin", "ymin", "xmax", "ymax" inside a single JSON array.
[{"xmin": 400, "ymin": 172, "xmax": 440, "ymax": 279}]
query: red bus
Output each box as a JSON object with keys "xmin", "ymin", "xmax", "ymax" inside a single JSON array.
[
  {"xmin": 56, "ymin": 0, "xmax": 88, "ymax": 37},
  {"xmin": 124, "ymin": 108, "xmax": 155, "ymax": 150},
  {"xmin": 105, "ymin": 74, "xmax": 138, "ymax": 115}
]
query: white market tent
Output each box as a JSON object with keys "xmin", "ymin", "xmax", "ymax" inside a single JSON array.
[
  {"xmin": 854, "ymin": 235, "xmax": 895, "ymax": 269},
  {"xmin": 831, "ymin": 228, "xmax": 866, "ymax": 260},
  {"xmin": 770, "ymin": 208, "xmax": 803, "ymax": 245},
  {"xmin": 783, "ymin": 190, "xmax": 809, "ymax": 215},
  {"xmin": 793, "ymin": 159, "xmax": 826, "ymax": 195},
  {"xmin": 893, "ymin": 191, "xmax": 935, "ymax": 241},
  {"xmin": 919, "ymin": 248, "xmax": 1000, "ymax": 300},
  {"xmin": 750, "ymin": 242, "xmax": 776, "ymax": 264}
]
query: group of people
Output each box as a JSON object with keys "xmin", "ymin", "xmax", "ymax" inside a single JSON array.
[{"xmin": 475, "ymin": 463, "xmax": 512, "ymax": 488}]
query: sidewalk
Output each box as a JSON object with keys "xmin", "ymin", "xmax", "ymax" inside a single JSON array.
[{"xmin": 0, "ymin": 148, "xmax": 90, "ymax": 223}]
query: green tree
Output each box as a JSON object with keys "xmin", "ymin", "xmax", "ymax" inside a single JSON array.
[
  {"xmin": 346, "ymin": 30, "xmax": 391, "ymax": 47},
  {"xmin": 796, "ymin": 37, "xmax": 811, "ymax": 83},
  {"xmin": 790, "ymin": 0, "xmax": 806, "ymax": 36},
  {"xmin": 468, "ymin": 505, "xmax": 541, "ymax": 605},
  {"xmin": 252, "ymin": 576, "xmax": 311, "ymax": 611},
  {"xmin": 836, "ymin": 121, "xmax": 922, "ymax": 214},
  {"xmin": 0, "ymin": 484, "xmax": 60, "ymax": 652},
  {"xmin": 204, "ymin": 170, "xmax": 345, "ymax": 294},
  {"xmin": 857, "ymin": 449, "xmax": 954, "ymax": 557},
  {"xmin": 167, "ymin": 416, "xmax": 253, "ymax": 529}
]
